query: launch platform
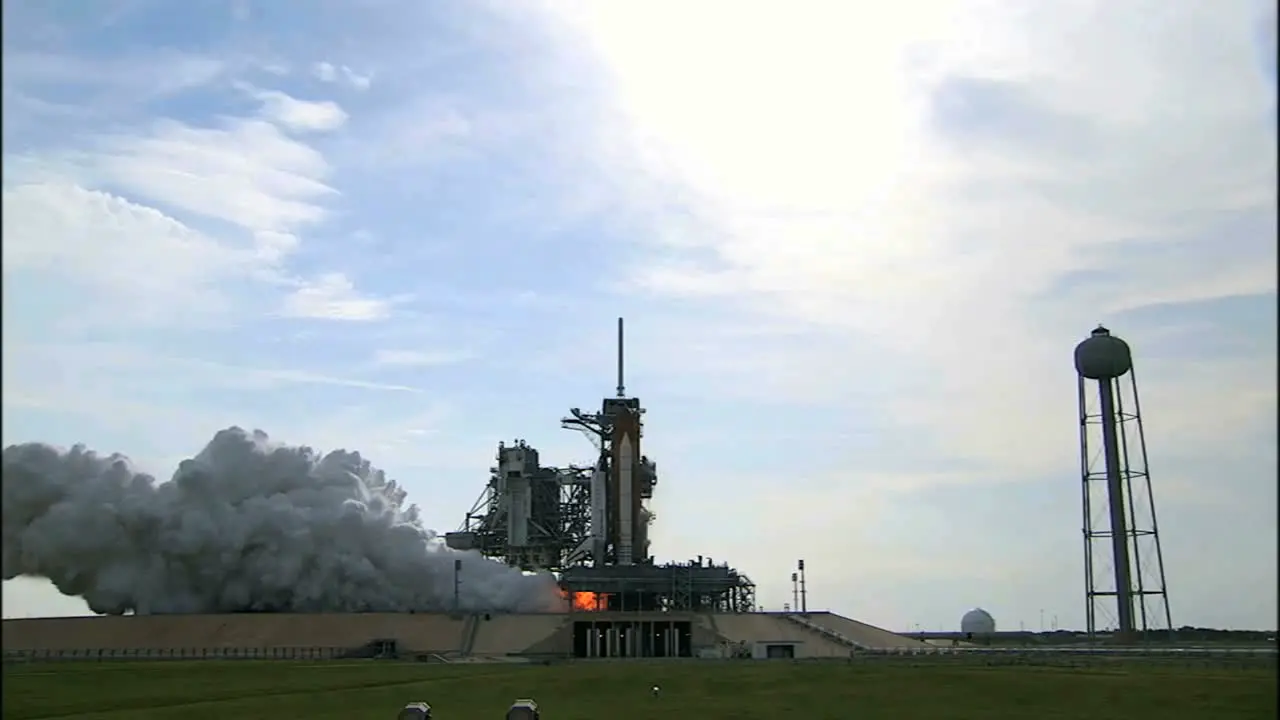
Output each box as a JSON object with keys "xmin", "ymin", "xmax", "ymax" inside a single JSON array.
[
  {"xmin": 2, "ymin": 610, "xmax": 931, "ymax": 660},
  {"xmin": 560, "ymin": 559, "xmax": 756, "ymax": 612}
]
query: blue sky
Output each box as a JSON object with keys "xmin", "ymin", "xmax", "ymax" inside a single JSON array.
[{"xmin": 3, "ymin": 0, "xmax": 1276, "ymax": 631}]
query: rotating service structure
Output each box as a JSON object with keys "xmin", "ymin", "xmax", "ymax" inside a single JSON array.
[
  {"xmin": 442, "ymin": 440, "xmax": 591, "ymax": 570},
  {"xmin": 445, "ymin": 318, "xmax": 756, "ymax": 613},
  {"xmin": 1074, "ymin": 325, "xmax": 1173, "ymax": 640}
]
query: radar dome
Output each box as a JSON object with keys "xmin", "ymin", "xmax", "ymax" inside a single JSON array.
[
  {"xmin": 1074, "ymin": 325, "xmax": 1132, "ymax": 380},
  {"xmin": 961, "ymin": 608, "xmax": 996, "ymax": 635}
]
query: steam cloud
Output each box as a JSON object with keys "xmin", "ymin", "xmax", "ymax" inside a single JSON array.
[{"xmin": 2, "ymin": 427, "xmax": 564, "ymax": 615}]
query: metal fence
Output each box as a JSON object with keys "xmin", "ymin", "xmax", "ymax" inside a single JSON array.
[
  {"xmin": 4, "ymin": 646, "xmax": 348, "ymax": 663},
  {"xmin": 5, "ymin": 644, "xmax": 1275, "ymax": 670},
  {"xmin": 846, "ymin": 646, "xmax": 1278, "ymax": 670}
]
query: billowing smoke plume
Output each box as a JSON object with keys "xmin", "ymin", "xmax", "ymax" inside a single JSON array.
[{"xmin": 2, "ymin": 427, "xmax": 564, "ymax": 615}]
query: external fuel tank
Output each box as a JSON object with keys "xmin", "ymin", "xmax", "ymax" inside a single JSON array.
[{"xmin": 608, "ymin": 400, "xmax": 643, "ymax": 565}]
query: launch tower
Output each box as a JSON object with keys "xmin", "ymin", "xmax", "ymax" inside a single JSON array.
[
  {"xmin": 560, "ymin": 317, "xmax": 654, "ymax": 567},
  {"xmin": 446, "ymin": 318, "xmax": 755, "ymax": 613},
  {"xmin": 1074, "ymin": 325, "xmax": 1173, "ymax": 640}
]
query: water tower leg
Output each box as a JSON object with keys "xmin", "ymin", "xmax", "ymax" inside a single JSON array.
[{"xmin": 1097, "ymin": 378, "xmax": 1136, "ymax": 638}]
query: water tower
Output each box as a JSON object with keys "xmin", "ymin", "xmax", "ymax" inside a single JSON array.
[{"xmin": 1074, "ymin": 326, "xmax": 1173, "ymax": 640}]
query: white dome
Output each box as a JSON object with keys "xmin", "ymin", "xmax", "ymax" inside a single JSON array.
[{"xmin": 961, "ymin": 608, "xmax": 996, "ymax": 635}]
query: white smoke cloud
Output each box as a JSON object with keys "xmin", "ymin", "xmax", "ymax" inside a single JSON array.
[{"xmin": 1, "ymin": 427, "xmax": 563, "ymax": 615}]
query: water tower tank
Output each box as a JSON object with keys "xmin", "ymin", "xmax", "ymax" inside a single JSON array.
[
  {"xmin": 961, "ymin": 608, "xmax": 996, "ymax": 635},
  {"xmin": 1073, "ymin": 325, "xmax": 1132, "ymax": 380}
]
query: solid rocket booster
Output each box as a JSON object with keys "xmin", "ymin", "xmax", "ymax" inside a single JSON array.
[{"xmin": 590, "ymin": 464, "xmax": 607, "ymax": 565}]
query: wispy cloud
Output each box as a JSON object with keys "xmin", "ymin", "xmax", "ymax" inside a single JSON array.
[
  {"xmin": 311, "ymin": 61, "xmax": 373, "ymax": 90},
  {"xmin": 212, "ymin": 365, "xmax": 421, "ymax": 393},
  {"xmin": 235, "ymin": 82, "xmax": 350, "ymax": 133},
  {"xmin": 371, "ymin": 349, "xmax": 473, "ymax": 367},
  {"xmin": 3, "ymin": 63, "xmax": 400, "ymax": 326},
  {"xmin": 280, "ymin": 273, "xmax": 398, "ymax": 321},
  {"xmin": 2, "ymin": 49, "xmax": 226, "ymax": 100},
  {"xmin": 2, "ymin": 182, "xmax": 253, "ymax": 326},
  {"xmin": 90, "ymin": 117, "xmax": 336, "ymax": 232}
]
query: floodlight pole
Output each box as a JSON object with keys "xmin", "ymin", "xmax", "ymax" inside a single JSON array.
[{"xmin": 798, "ymin": 559, "xmax": 807, "ymax": 614}]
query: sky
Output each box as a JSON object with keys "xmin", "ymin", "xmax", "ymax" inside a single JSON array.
[{"xmin": 2, "ymin": 0, "xmax": 1276, "ymax": 631}]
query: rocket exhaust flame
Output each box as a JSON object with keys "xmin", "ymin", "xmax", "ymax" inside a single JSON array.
[{"xmin": 562, "ymin": 589, "xmax": 608, "ymax": 611}]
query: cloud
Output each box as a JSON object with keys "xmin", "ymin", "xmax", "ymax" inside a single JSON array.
[
  {"xmin": 529, "ymin": 0, "xmax": 1277, "ymax": 484},
  {"xmin": 339, "ymin": 97, "xmax": 473, "ymax": 171},
  {"xmin": 84, "ymin": 117, "xmax": 335, "ymax": 233},
  {"xmin": 8, "ymin": 341, "xmax": 422, "ymax": 397},
  {"xmin": 2, "ymin": 49, "xmax": 226, "ymax": 101},
  {"xmin": 311, "ymin": 61, "xmax": 373, "ymax": 90},
  {"xmin": 251, "ymin": 229, "xmax": 301, "ymax": 263},
  {"xmin": 2, "ymin": 43, "xmax": 398, "ymax": 349},
  {"xmin": 32, "ymin": 109, "xmax": 407, "ymax": 322},
  {"xmin": 281, "ymin": 272, "xmax": 396, "ymax": 321},
  {"xmin": 236, "ymin": 83, "xmax": 349, "ymax": 133},
  {"xmin": 1, "ymin": 112, "xmax": 389, "ymax": 325},
  {"xmin": 481, "ymin": 1, "xmax": 1278, "ymax": 628},
  {"xmin": 1, "ymin": 183, "xmax": 239, "ymax": 285},
  {"xmin": 371, "ymin": 349, "xmax": 473, "ymax": 368},
  {"xmin": 246, "ymin": 367, "xmax": 419, "ymax": 393},
  {"xmin": 1, "ymin": 182, "xmax": 253, "ymax": 325}
]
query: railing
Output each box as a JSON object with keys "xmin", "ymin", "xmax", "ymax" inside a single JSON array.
[
  {"xmin": 561, "ymin": 646, "xmax": 1277, "ymax": 670},
  {"xmin": 6, "ymin": 644, "xmax": 1274, "ymax": 669},
  {"xmin": 784, "ymin": 614, "xmax": 871, "ymax": 651},
  {"xmin": 861, "ymin": 646, "xmax": 1278, "ymax": 657},
  {"xmin": 3, "ymin": 646, "xmax": 348, "ymax": 663},
  {"xmin": 845, "ymin": 645, "xmax": 1278, "ymax": 669}
]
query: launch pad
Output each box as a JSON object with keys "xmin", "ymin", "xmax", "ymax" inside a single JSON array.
[
  {"xmin": 561, "ymin": 559, "xmax": 756, "ymax": 613},
  {"xmin": 445, "ymin": 318, "xmax": 756, "ymax": 613}
]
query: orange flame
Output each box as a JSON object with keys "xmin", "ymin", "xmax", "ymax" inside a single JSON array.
[{"xmin": 560, "ymin": 589, "xmax": 608, "ymax": 611}]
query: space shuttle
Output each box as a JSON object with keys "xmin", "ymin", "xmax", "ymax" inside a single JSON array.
[{"xmin": 591, "ymin": 318, "xmax": 654, "ymax": 566}]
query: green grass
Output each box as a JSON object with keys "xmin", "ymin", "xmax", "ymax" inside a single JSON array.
[{"xmin": 4, "ymin": 660, "xmax": 1276, "ymax": 720}]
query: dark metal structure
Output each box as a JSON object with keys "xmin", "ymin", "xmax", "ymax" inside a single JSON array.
[
  {"xmin": 446, "ymin": 318, "xmax": 756, "ymax": 613},
  {"xmin": 443, "ymin": 442, "xmax": 594, "ymax": 570},
  {"xmin": 560, "ymin": 557, "xmax": 756, "ymax": 612},
  {"xmin": 1075, "ymin": 325, "xmax": 1173, "ymax": 640}
]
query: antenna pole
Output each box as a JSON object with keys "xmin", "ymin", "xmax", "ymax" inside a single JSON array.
[{"xmin": 616, "ymin": 317, "xmax": 626, "ymax": 398}]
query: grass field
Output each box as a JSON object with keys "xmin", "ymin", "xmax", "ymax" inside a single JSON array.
[{"xmin": 4, "ymin": 660, "xmax": 1276, "ymax": 720}]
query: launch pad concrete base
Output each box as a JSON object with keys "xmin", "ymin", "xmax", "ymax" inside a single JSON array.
[{"xmin": 2, "ymin": 611, "xmax": 930, "ymax": 659}]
